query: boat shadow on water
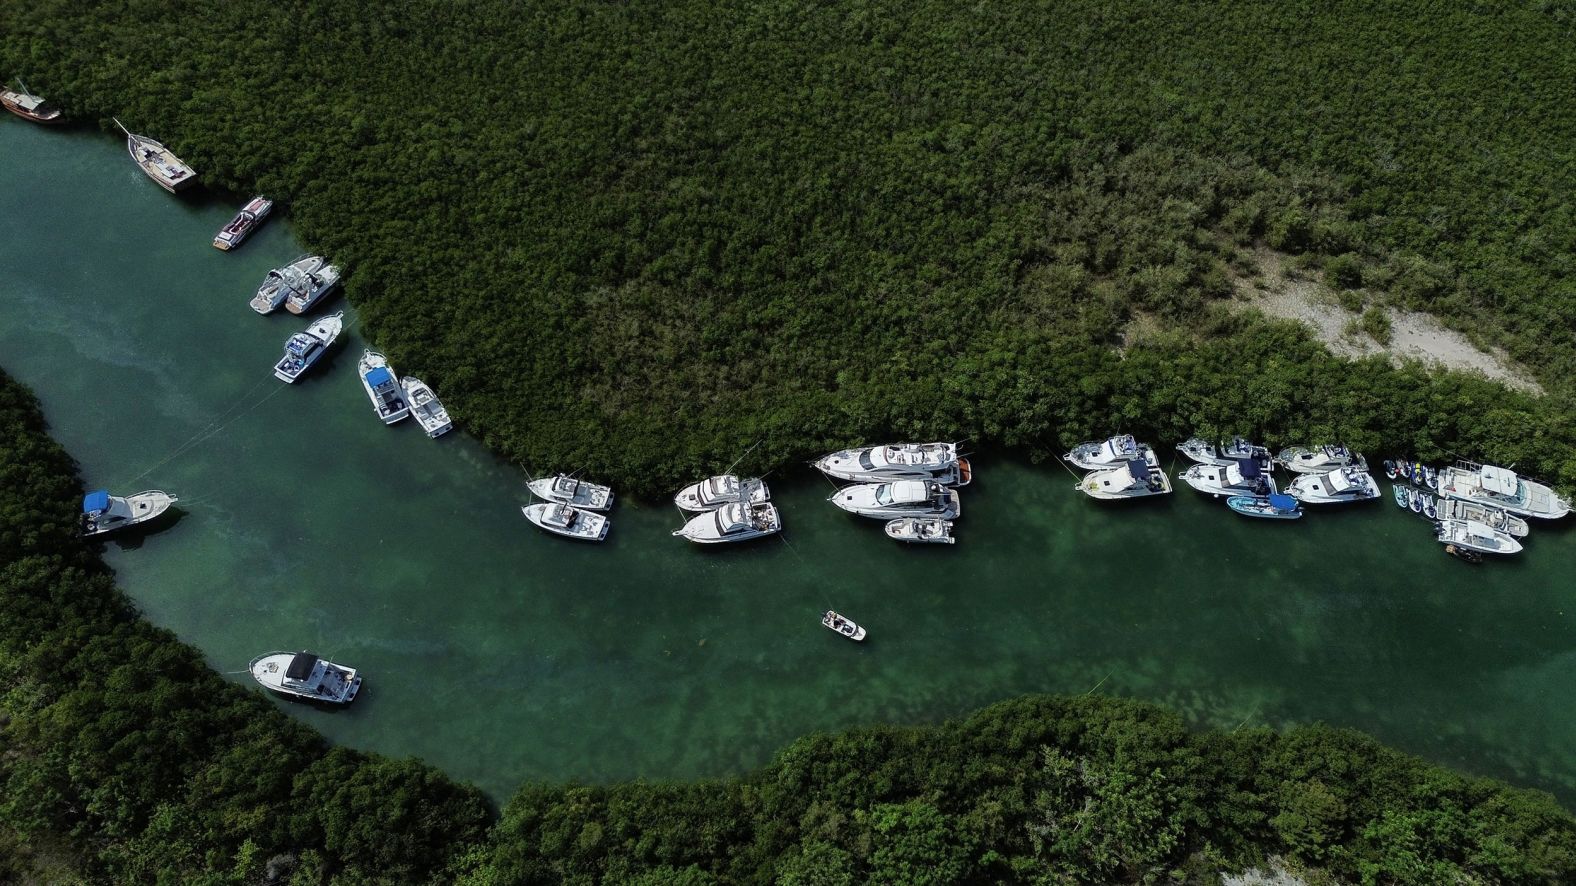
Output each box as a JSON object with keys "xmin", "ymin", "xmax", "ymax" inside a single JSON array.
[{"xmin": 99, "ymin": 507, "xmax": 187, "ymax": 551}]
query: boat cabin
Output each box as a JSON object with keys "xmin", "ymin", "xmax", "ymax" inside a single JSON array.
[
  {"xmin": 363, "ymin": 367, "xmax": 405, "ymax": 412},
  {"xmin": 282, "ymin": 652, "xmax": 353, "ymax": 699},
  {"xmin": 876, "ymin": 480, "xmax": 934, "ymax": 506},
  {"xmin": 543, "ymin": 504, "xmax": 580, "ymax": 529},
  {"xmin": 82, "ymin": 490, "xmax": 125, "ymax": 528}
]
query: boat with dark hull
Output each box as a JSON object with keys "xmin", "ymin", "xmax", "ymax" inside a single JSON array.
[{"xmin": 1, "ymin": 80, "xmax": 63, "ymax": 124}]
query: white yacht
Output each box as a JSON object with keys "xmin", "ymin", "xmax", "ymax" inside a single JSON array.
[
  {"xmin": 273, "ymin": 312, "xmax": 343, "ymax": 383},
  {"xmin": 1276, "ymin": 444, "xmax": 1367, "ymax": 474},
  {"xmin": 527, "ymin": 474, "xmax": 613, "ymax": 511},
  {"xmin": 1064, "ymin": 435, "xmax": 1157, "ymax": 471},
  {"xmin": 672, "ymin": 500, "xmax": 782, "ymax": 544},
  {"xmin": 1177, "ymin": 436, "xmax": 1270, "ymax": 467},
  {"xmin": 814, "ymin": 442, "xmax": 971, "ymax": 486},
  {"xmin": 673, "ymin": 475, "xmax": 769, "ymax": 512},
  {"xmin": 1179, "ymin": 458, "xmax": 1275, "ymax": 498},
  {"xmin": 884, "ymin": 517, "xmax": 955, "ymax": 544},
  {"xmin": 828, "ymin": 480, "xmax": 961, "ymax": 519},
  {"xmin": 401, "ymin": 377, "xmax": 453, "ymax": 437},
  {"xmin": 1438, "ymin": 463, "xmax": 1570, "ymax": 520},
  {"xmin": 1284, "ymin": 466, "xmax": 1380, "ymax": 504},
  {"xmin": 283, "ymin": 262, "xmax": 342, "ymax": 315},
  {"xmin": 358, "ymin": 350, "xmax": 409, "ymax": 424},
  {"xmin": 522, "ymin": 502, "xmax": 609, "ymax": 541},
  {"xmin": 81, "ymin": 489, "xmax": 178, "ymax": 537},
  {"xmin": 250, "ymin": 255, "xmax": 328, "ymax": 314},
  {"xmin": 1078, "ymin": 459, "xmax": 1173, "ymax": 500},
  {"xmin": 1436, "ymin": 498, "xmax": 1529, "ymax": 538},
  {"xmin": 249, "ymin": 651, "xmax": 361, "ymax": 704},
  {"xmin": 1435, "ymin": 519, "xmax": 1523, "ymax": 555}
]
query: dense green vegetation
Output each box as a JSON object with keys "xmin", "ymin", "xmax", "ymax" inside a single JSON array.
[
  {"xmin": 2, "ymin": 364, "xmax": 1574, "ymax": 883},
  {"xmin": 4, "ymin": 0, "xmax": 1576, "ymax": 494}
]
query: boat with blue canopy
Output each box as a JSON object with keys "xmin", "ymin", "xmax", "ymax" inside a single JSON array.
[
  {"xmin": 1077, "ymin": 457, "xmax": 1172, "ymax": 500},
  {"xmin": 1179, "ymin": 457, "xmax": 1275, "ymax": 498},
  {"xmin": 273, "ymin": 312, "xmax": 343, "ymax": 382},
  {"xmin": 358, "ymin": 350, "xmax": 409, "ymax": 424},
  {"xmin": 1226, "ymin": 493, "xmax": 1302, "ymax": 520},
  {"xmin": 82, "ymin": 488, "xmax": 178, "ymax": 536}
]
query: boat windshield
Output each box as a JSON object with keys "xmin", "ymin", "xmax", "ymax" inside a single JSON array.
[
  {"xmin": 857, "ymin": 450, "xmax": 877, "ymax": 470},
  {"xmin": 875, "ymin": 485, "xmax": 893, "ymax": 505}
]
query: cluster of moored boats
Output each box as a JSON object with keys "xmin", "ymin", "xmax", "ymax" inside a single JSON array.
[
  {"xmin": 1384, "ymin": 458, "xmax": 1566, "ymax": 560},
  {"xmin": 820, "ymin": 442, "xmax": 971, "ymax": 545}
]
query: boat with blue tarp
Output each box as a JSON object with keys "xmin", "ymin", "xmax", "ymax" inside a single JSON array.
[
  {"xmin": 358, "ymin": 350, "xmax": 409, "ymax": 424},
  {"xmin": 81, "ymin": 488, "xmax": 178, "ymax": 536},
  {"xmin": 1226, "ymin": 493, "xmax": 1302, "ymax": 519}
]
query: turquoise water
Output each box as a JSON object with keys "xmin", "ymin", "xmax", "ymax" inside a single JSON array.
[{"xmin": 3, "ymin": 121, "xmax": 1574, "ymax": 803}]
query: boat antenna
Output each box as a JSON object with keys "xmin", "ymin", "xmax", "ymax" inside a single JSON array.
[{"xmin": 721, "ymin": 439, "xmax": 762, "ymax": 477}]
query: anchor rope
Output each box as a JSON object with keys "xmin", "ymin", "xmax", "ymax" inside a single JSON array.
[{"xmin": 118, "ymin": 380, "xmax": 288, "ymax": 486}]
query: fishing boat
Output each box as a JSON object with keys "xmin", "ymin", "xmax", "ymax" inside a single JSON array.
[
  {"xmin": 273, "ymin": 312, "xmax": 343, "ymax": 382},
  {"xmin": 884, "ymin": 517, "xmax": 955, "ymax": 543},
  {"xmin": 522, "ymin": 502, "xmax": 609, "ymax": 541},
  {"xmin": 673, "ymin": 475, "xmax": 768, "ymax": 512},
  {"xmin": 1435, "ymin": 519, "xmax": 1522, "ymax": 555},
  {"xmin": 1276, "ymin": 444, "xmax": 1367, "ymax": 474},
  {"xmin": 822, "ymin": 610, "xmax": 866, "ymax": 641},
  {"xmin": 1383, "ymin": 459, "xmax": 1399, "ymax": 481},
  {"xmin": 1077, "ymin": 459, "xmax": 1172, "ymax": 499},
  {"xmin": 1392, "ymin": 484, "xmax": 1411, "ymax": 510},
  {"xmin": 113, "ymin": 118, "xmax": 196, "ymax": 193},
  {"xmin": 213, "ymin": 196, "xmax": 273, "ymax": 250},
  {"xmin": 1177, "ymin": 436, "xmax": 1270, "ymax": 467},
  {"xmin": 358, "ymin": 350, "xmax": 409, "ymax": 424},
  {"xmin": 1438, "ymin": 462, "xmax": 1570, "ymax": 520},
  {"xmin": 1, "ymin": 79, "xmax": 63, "ymax": 124},
  {"xmin": 1436, "ymin": 498, "xmax": 1529, "ymax": 538},
  {"xmin": 527, "ymin": 474, "xmax": 614, "ymax": 511},
  {"xmin": 814, "ymin": 442, "xmax": 970, "ymax": 485},
  {"xmin": 1444, "ymin": 544, "xmax": 1483, "ymax": 564},
  {"xmin": 1226, "ymin": 493, "xmax": 1303, "ymax": 519},
  {"xmin": 1284, "ymin": 467, "xmax": 1380, "ymax": 504},
  {"xmin": 672, "ymin": 500, "xmax": 781, "ymax": 543},
  {"xmin": 81, "ymin": 489, "xmax": 177, "ymax": 537},
  {"xmin": 401, "ymin": 377, "xmax": 453, "ymax": 437},
  {"xmin": 1064, "ymin": 435, "xmax": 1157, "ymax": 471},
  {"xmin": 250, "ymin": 255, "xmax": 329, "ymax": 314},
  {"xmin": 283, "ymin": 262, "xmax": 342, "ymax": 315},
  {"xmin": 248, "ymin": 651, "xmax": 361, "ymax": 704},
  {"xmin": 1178, "ymin": 458, "xmax": 1275, "ymax": 498},
  {"xmin": 828, "ymin": 480, "xmax": 961, "ymax": 519}
]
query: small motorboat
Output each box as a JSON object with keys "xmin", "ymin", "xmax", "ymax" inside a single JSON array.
[
  {"xmin": 1421, "ymin": 495, "xmax": 1437, "ymax": 520},
  {"xmin": 1382, "ymin": 459, "xmax": 1398, "ymax": 481},
  {"xmin": 249, "ymin": 651, "xmax": 361, "ymax": 704},
  {"xmin": 884, "ymin": 517, "xmax": 955, "ymax": 543},
  {"xmin": 401, "ymin": 377, "xmax": 453, "ymax": 437},
  {"xmin": 213, "ymin": 196, "xmax": 273, "ymax": 250},
  {"xmin": 1436, "ymin": 498, "xmax": 1529, "ymax": 538},
  {"xmin": 1276, "ymin": 444, "xmax": 1366, "ymax": 474},
  {"xmin": 822, "ymin": 610, "xmax": 866, "ymax": 642},
  {"xmin": 251, "ymin": 255, "xmax": 328, "ymax": 314},
  {"xmin": 1392, "ymin": 485, "xmax": 1411, "ymax": 510},
  {"xmin": 273, "ymin": 312, "xmax": 343, "ymax": 382},
  {"xmin": 1176, "ymin": 436, "xmax": 1270, "ymax": 467},
  {"xmin": 1444, "ymin": 544, "xmax": 1483, "ymax": 564},
  {"xmin": 828, "ymin": 480, "xmax": 961, "ymax": 519},
  {"xmin": 358, "ymin": 350, "xmax": 409, "ymax": 424},
  {"xmin": 1225, "ymin": 493, "xmax": 1302, "ymax": 519},
  {"xmin": 1, "ymin": 79, "xmax": 63, "ymax": 124},
  {"xmin": 1435, "ymin": 518, "xmax": 1522, "ymax": 555},
  {"xmin": 1064, "ymin": 435, "xmax": 1157, "ymax": 471},
  {"xmin": 283, "ymin": 262, "xmax": 342, "ymax": 315},
  {"xmin": 672, "ymin": 501, "xmax": 782, "ymax": 544},
  {"xmin": 522, "ymin": 502, "xmax": 609, "ymax": 541},
  {"xmin": 814, "ymin": 442, "xmax": 969, "ymax": 485},
  {"xmin": 81, "ymin": 489, "xmax": 178, "ymax": 536},
  {"xmin": 527, "ymin": 474, "xmax": 613, "ymax": 511},
  {"xmin": 113, "ymin": 118, "xmax": 196, "ymax": 193},
  {"xmin": 673, "ymin": 475, "xmax": 769, "ymax": 512}
]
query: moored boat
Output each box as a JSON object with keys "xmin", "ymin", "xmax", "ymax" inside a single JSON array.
[
  {"xmin": 1, "ymin": 79, "xmax": 63, "ymax": 124},
  {"xmin": 1392, "ymin": 484, "xmax": 1411, "ymax": 510},
  {"xmin": 672, "ymin": 500, "xmax": 781, "ymax": 544},
  {"xmin": 822, "ymin": 610, "xmax": 866, "ymax": 641},
  {"xmin": 1178, "ymin": 458, "xmax": 1275, "ymax": 498},
  {"xmin": 1064, "ymin": 435, "xmax": 1156, "ymax": 471},
  {"xmin": 1177, "ymin": 436, "xmax": 1269, "ymax": 467},
  {"xmin": 358, "ymin": 350, "xmax": 409, "ymax": 424},
  {"xmin": 814, "ymin": 442, "xmax": 969, "ymax": 485},
  {"xmin": 828, "ymin": 480, "xmax": 961, "ymax": 519},
  {"xmin": 522, "ymin": 502, "xmax": 609, "ymax": 541},
  {"xmin": 113, "ymin": 118, "xmax": 196, "ymax": 192},
  {"xmin": 884, "ymin": 517, "xmax": 955, "ymax": 544},
  {"xmin": 1422, "ymin": 495, "xmax": 1437, "ymax": 519},
  {"xmin": 1435, "ymin": 518, "xmax": 1522, "ymax": 555},
  {"xmin": 251, "ymin": 255, "xmax": 328, "ymax": 314},
  {"xmin": 1276, "ymin": 444, "xmax": 1367, "ymax": 474},
  {"xmin": 81, "ymin": 489, "xmax": 178, "ymax": 536},
  {"xmin": 401, "ymin": 377, "xmax": 453, "ymax": 437},
  {"xmin": 673, "ymin": 475, "xmax": 768, "ymax": 512},
  {"xmin": 1077, "ymin": 459, "xmax": 1172, "ymax": 499},
  {"xmin": 249, "ymin": 651, "xmax": 361, "ymax": 704},
  {"xmin": 1383, "ymin": 459, "xmax": 1399, "ymax": 481},
  {"xmin": 1284, "ymin": 467, "xmax": 1380, "ymax": 505},
  {"xmin": 1226, "ymin": 493, "xmax": 1303, "ymax": 519},
  {"xmin": 527, "ymin": 474, "xmax": 614, "ymax": 511},
  {"xmin": 273, "ymin": 311, "xmax": 343, "ymax": 382},
  {"xmin": 1438, "ymin": 462, "xmax": 1570, "ymax": 520},
  {"xmin": 1436, "ymin": 497, "xmax": 1529, "ymax": 538},
  {"xmin": 213, "ymin": 196, "xmax": 273, "ymax": 250},
  {"xmin": 283, "ymin": 262, "xmax": 342, "ymax": 315}
]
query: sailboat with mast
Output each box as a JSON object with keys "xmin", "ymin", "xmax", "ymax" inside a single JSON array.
[
  {"xmin": 113, "ymin": 118, "xmax": 197, "ymax": 193},
  {"xmin": 1, "ymin": 79, "xmax": 63, "ymax": 124}
]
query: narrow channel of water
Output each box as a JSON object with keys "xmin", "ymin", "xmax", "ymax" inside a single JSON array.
[{"xmin": 3, "ymin": 121, "xmax": 1573, "ymax": 803}]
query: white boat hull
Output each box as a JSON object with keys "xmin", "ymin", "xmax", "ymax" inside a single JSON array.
[
  {"xmin": 828, "ymin": 481, "xmax": 961, "ymax": 519},
  {"xmin": 401, "ymin": 377, "xmax": 453, "ymax": 437},
  {"xmin": 673, "ymin": 475, "xmax": 769, "ymax": 512},
  {"xmin": 1179, "ymin": 464, "xmax": 1275, "ymax": 498},
  {"xmin": 673, "ymin": 501, "xmax": 781, "ymax": 543},
  {"xmin": 274, "ymin": 312, "xmax": 343, "ymax": 383},
  {"xmin": 1078, "ymin": 464, "xmax": 1173, "ymax": 499},
  {"xmin": 1435, "ymin": 519, "xmax": 1522, "ymax": 555},
  {"xmin": 884, "ymin": 517, "xmax": 955, "ymax": 543},
  {"xmin": 358, "ymin": 350, "xmax": 409, "ymax": 424},
  {"xmin": 522, "ymin": 503, "xmax": 609, "ymax": 541},
  {"xmin": 528, "ymin": 476, "xmax": 613, "ymax": 511},
  {"xmin": 248, "ymin": 651, "xmax": 361, "ymax": 704},
  {"xmin": 814, "ymin": 442, "xmax": 966, "ymax": 485},
  {"xmin": 82, "ymin": 490, "xmax": 178, "ymax": 537},
  {"xmin": 1284, "ymin": 470, "xmax": 1380, "ymax": 504}
]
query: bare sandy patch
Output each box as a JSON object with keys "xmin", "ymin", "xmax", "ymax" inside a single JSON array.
[{"xmin": 1232, "ymin": 250, "xmax": 1542, "ymax": 395}]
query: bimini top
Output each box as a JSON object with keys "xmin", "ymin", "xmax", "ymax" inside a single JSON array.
[
  {"xmin": 1125, "ymin": 459, "xmax": 1150, "ymax": 482},
  {"xmin": 1480, "ymin": 465, "xmax": 1518, "ymax": 496},
  {"xmin": 1268, "ymin": 493, "xmax": 1297, "ymax": 510},
  {"xmin": 285, "ymin": 652, "xmax": 321, "ymax": 681},
  {"xmin": 83, "ymin": 490, "xmax": 110, "ymax": 513},
  {"xmin": 285, "ymin": 333, "xmax": 316, "ymax": 357},
  {"xmin": 887, "ymin": 480, "xmax": 931, "ymax": 504},
  {"xmin": 1234, "ymin": 458, "xmax": 1263, "ymax": 478},
  {"xmin": 364, "ymin": 366, "xmax": 394, "ymax": 387}
]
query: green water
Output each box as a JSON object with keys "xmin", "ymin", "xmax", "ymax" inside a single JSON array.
[{"xmin": 3, "ymin": 121, "xmax": 1574, "ymax": 804}]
